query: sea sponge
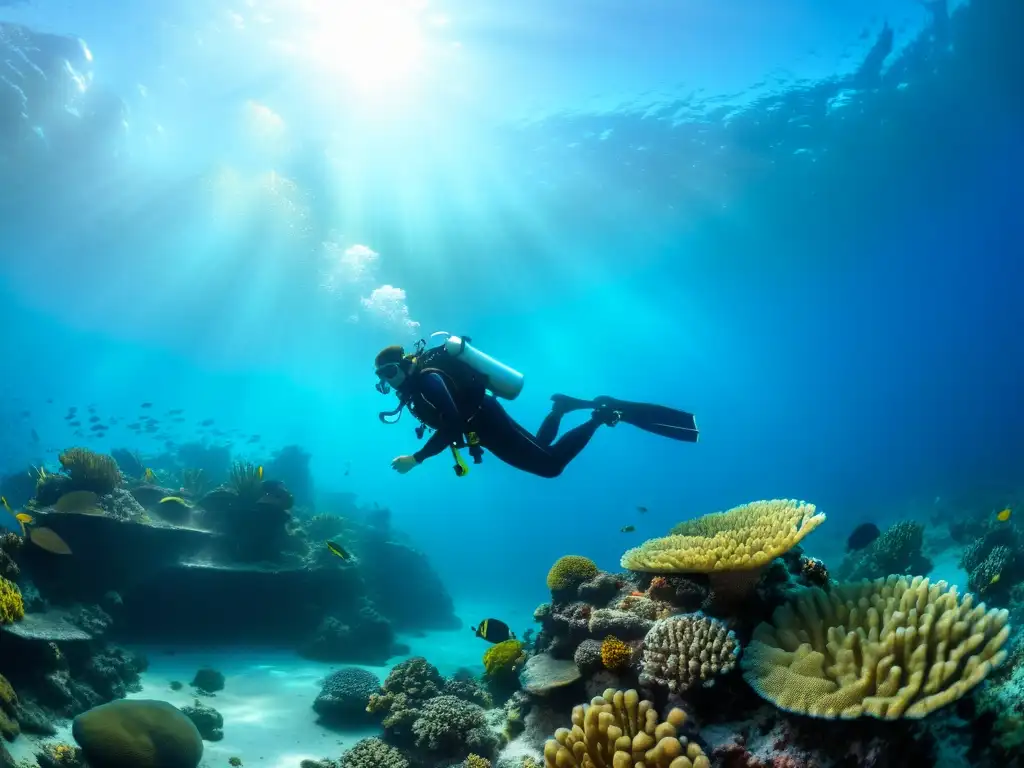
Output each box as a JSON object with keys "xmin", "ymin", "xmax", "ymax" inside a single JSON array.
[
  {"xmin": 72, "ymin": 699, "xmax": 203, "ymax": 768},
  {"xmin": 622, "ymin": 499, "xmax": 825, "ymax": 600},
  {"xmin": 640, "ymin": 614, "xmax": 739, "ymax": 692},
  {"xmin": 542, "ymin": 688, "xmax": 709, "ymax": 768},
  {"xmin": 0, "ymin": 576, "xmax": 24, "ymax": 624},
  {"xmin": 58, "ymin": 448, "xmax": 122, "ymax": 495},
  {"xmin": 742, "ymin": 575, "xmax": 1010, "ymax": 719},
  {"xmin": 546, "ymin": 556, "xmax": 598, "ymax": 592},
  {"xmin": 600, "ymin": 636, "xmax": 632, "ymax": 670},
  {"xmin": 484, "ymin": 640, "xmax": 526, "ymax": 678}
]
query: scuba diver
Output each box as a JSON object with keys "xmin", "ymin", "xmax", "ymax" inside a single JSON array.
[{"xmin": 375, "ymin": 332, "xmax": 699, "ymax": 479}]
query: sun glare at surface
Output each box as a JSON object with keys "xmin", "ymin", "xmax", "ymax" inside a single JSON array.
[{"xmin": 272, "ymin": 0, "xmax": 429, "ymax": 92}]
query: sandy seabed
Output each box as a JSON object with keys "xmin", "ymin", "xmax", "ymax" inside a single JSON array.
[{"xmin": 9, "ymin": 599, "xmax": 534, "ymax": 768}]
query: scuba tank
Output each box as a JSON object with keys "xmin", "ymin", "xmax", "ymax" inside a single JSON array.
[{"xmin": 430, "ymin": 331, "xmax": 525, "ymax": 400}]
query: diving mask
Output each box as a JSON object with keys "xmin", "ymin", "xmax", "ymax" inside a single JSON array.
[{"xmin": 375, "ymin": 362, "xmax": 402, "ymax": 394}]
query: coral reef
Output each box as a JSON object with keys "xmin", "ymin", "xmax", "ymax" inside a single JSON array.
[
  {"xmin": 623, "ymin": 499, "xmax": 825, "ymax": 602},
  {"xmin": 640, "ymin": 613, "xmax": 739, "ymax": 692},
  {"xmin": 313, "ymin": 668, "xmax": 380, "ymax": 727},
  {"xmin": 742, "ymin": 576, "xmax": 1009, "ymax": 719},
  {"xmin": 339, "ymin": 737, "xmax": 409, "ymax": 768},
  {"xmin": 542, "ymin": 688, "xmax": 709, "ymax": 767},
  {"xmin": 546, "ymin": 556, "xmax": 598, "ymax": 594},
  {"xmin": 0, "ymin": 576, "xmax": 24, "ymax": 624},
  {"xmin": 300, "ymin": 602, "xmax": 397, "ymax": 664},
  {"xmin": 0, "ymin": 674, "xmax": 20, "ymax": 741},
  {"xmin": 56, "ymin": 449, "xmax": 123, "ymax": 496},
  {"xmin": 190, "ymin": 667, "xmax": 224, "ymax": 694},
  {"xmin": 411, "ymin": 695, "xmax": 496, "ymax": 760},
  {"xmin": 836, "ymin": 521, "xmax": 934, "ymax": 581},
  {"xmin": 599, "ymin": 636, "xmax": 632, "ymax": 670},
  {"xmin": 180, "ymin": 699, "xmax": 223, "ymax": 741}
]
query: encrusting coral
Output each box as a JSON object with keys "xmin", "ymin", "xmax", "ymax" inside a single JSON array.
[
  {"xmin": 600, "ymin": 636, "xmax": 632, "ymax": 670},
  {"xmin": 543, "ymin": 688, "xmax": 709, "ymax": 768},
  {"xmin": 547, "ymin": 556, "xmax": 599, "ymax": 592},
  {"xmin": 742, "ymin": 575, "xmax": 1010, "ymax": 719},
  {"xmin": 639, "ymin": 613, "xmax": 739, "ymax": 692},
  {"xmin": 621, "ymin": 499, "xmax": 825, "ymax": 601}
]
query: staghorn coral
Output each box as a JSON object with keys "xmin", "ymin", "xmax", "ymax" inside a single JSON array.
[
  {"xmin": 542, "ymin": 688, "xmax": 709, "ymax": 768},
  {"xmin": 639, "ymin": 614, "xmax": 739, "ymax": 692},
  {"xmin": 339, "ymin": 737, "xmax": 409, "ymax": 768},
  {"xmin": 57, "ymin": 448, "xmax": 122, "ymax": 495},
  {"xmin": 623, "ymin": 500, "xmax": 825, "ymax": 601},
  {"xmin": 742, "ymin": 575, "xmax": 1010, "ymax": 719},
  {"xmin": 0, "ymin": 576, "xmax": 24, "ymax": 624},
  {"xmin": 484, "ymin": 640, "xmax": 526, "ymax": 679},
  {"xmin": 600, "ymin": 636, "xmax": 632, "ymax": 670},
  {"xmin": 546, "ymin": 556, "xmax": 598, "ymax": 592}
]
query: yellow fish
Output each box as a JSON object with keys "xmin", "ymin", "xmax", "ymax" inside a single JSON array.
[
  {"xmin": 257, "ymin": 465, "xmax": 263, "ymax": 480},
  {"xmin": 159, "ymin": 496, "xmax": 193, "ymax": 508},
  {"xmin": 997, "ymin": 508, "xmax": 1012, "ymax": 523},
  {"xmin": 991, "ymin": 574, "xmax": 1002, "ymax": 585},
  {"xmin": 54, "ymin": 490, "xmax": 102, "ymax": 514},
  {"xmin": 15, "ymin": 513, "xmax": 32, "ymax": 525},
  {"xmin": 144, "ymin": 468, "xmax": 156, "ymax": 483},
  {"xmin": 326, "ymin": 540, "xmax": 351, "ymax": 560},
  {"xmin": 29, "ymin": 526, "xmax": 72, "ymax": 555}
]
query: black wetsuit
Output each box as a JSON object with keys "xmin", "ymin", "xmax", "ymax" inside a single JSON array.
[{"xmin": 407, "ymin": 372, "xmax": 604, "ymax": 478}]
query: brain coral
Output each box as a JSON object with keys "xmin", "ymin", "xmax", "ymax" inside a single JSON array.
[
  {"xmin": 742, "ymin": 575, "xmax": 1010, "ymax": 720},
  {"xmin": 546, "ymin": 555, "xmax": 598, "ymax": 592},
  {"xmin": 543, "ymin": 688, "xmax": 709, "ymax": 768},
  {"xmin": 621, "ymin": 500, "xmax": 825, "ymax": 600},
  {"xmin": 72, "ymin": 699, "xmax": 203, "ymax": 768},
  {"xmin": 640, "ymin": 614, "xmax": 739, "ymax": 692}
]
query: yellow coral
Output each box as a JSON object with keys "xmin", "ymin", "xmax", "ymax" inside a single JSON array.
[
  {"xmin": 0, "ymin": 673, "xmax": 20, "ymax": 740},
  {"xmin": 0, "ymin": 576, "xmax": 24, "ymax": 624},
  {"xmin": 543, "ymin": 688, "xmax": 710, "ymax": 768},
  {"xmin": 600, "ymin": 636, "xmax": 632, "ymax": 670},
  {"xmin": 483, "ymin": 639, "xmax": 526, "ymax": 678},
  {"xmin": 621, "ymin": 500, "xmax": 825, "ymax": 600},
  {"xmin": 742, "ymin": 575, "xmax": 1010, "ymax": 720},
  {"xmin": 463, "ymin": 755, "xmax": 490, "ymax": 768},
  {"xmin": 546, "ymin": 555, "xmax": 598, "ymax": 591}
]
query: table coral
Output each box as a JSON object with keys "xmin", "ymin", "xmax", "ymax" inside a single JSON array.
[
  {"xmin": 622, "ymin": 500, "xmax": 825, "ymax": 602},
  {"xmin": 640, "ymin": 613, "xmax": 739, "ymax": 692},
  {"xmin": 742, "ymin": 575, "xmax": 1010, "ymax": 719}
]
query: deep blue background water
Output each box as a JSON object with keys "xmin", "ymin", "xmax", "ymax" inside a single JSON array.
[{"xmin": 1, "ymin": 0, "xmax": 1020, "ymax": 620}]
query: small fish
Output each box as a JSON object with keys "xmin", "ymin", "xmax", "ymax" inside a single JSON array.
[
  {"xmin": 89, "ymin": 416, "xmax": 100, "ymax": 423},
  {"xmin": 991, "ymin": 574, "xmax": 1001, "ymax": 585},
  {"xmin": 846, "ymin": 522, "xmax": 881, "ymax": 552},
  {"xmin": 89, "ymin": 424, "xmax": 107, "ymax": 432},
  {"xmin": 636, "ymin": 505, "xmax": 648, "ymax": 513},
  {"xmin": 621, "ymin": 525, "xmax": 636, "ymax": 533},
  {"xmin": 159, "ymin": 496, "xmax": 193, "ymax": 508},
  {"xmin": 326, "ymin": 540, "xmax": 350, "ymax": 560},
  {"xmin": 144, "ymin": 468, "xmax": 156, "ymax": 483},
  {"xmin": 19, "ymin": 410, "xmax": 29, "ymax": 417},
  {"xmin": 29, "ymin": 527, "xmax": 72, "ymax": 555},
  {"xmin": 141, "ymin": 402, "xmax": 153, "ymax": 408},
  {"xmin": 472, "ymin": 618, "xmax": 515, "ymax": 644},
  {"xmin": 54, "ymin": 491, "xmax": 102, "ymax": 514},
  {"xmin": 247, "ymin": 435, "xmax": 260, "ymax": 443},
  {"xmin": 30, "ymin": 429, "xmax": 39, "ymax": 442},
  {"xmin": 997, "ymin": 508, "xmax": 1011, "ymax": 523},
  {"xmin": 69, "ymin": 420, "xmax": 81, "ymax": 427},
  {"xmin": 200, "ymin": 419, "xmax": 215, "ymax": 427},
  {"xmin": 128, "ymin": 423, "xmax": 141, "ymax": 430},
  {"xmin": 168, "ymin": 409, "xmax": 184, "ymax": 415},
  {"xmin": 46, "ymin": 398, "xmax": 53, "ymax": 404},
  {"xmin": 15, "ymin": 513, "xmax": 33, "ymax": 525},
  {"xmin": 257, "ymin": 465, "xmax": 263, "ymax": 480}
]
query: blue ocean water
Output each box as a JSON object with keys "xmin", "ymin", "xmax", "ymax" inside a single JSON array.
[{"xmin": 0, "ymin": 0, "xmax": 1020, "ymax": 644}]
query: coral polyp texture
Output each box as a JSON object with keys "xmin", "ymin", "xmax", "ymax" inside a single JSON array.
[
  {"xmin": 546, "ymin": 555, "xmax": 599, "ymax": 592},
  {"xmin": 0, "ymin": 575, "xmax": 24, "ymax": 624},
  {"xmin": 742, "ymin": 575, "xmax": 1011, "ymax": 720},
  {"xmin": 621, "ymin": 499, "xmax": 825, "ymax": 600},
  {"xmin": 543, "ymin": 688, "xmax": 709, "ymax": 768},
  {"xmin": 640, "ymin": 613, "xmax": 739, "ymax": 692},
  {"xmin": 599, "ymin": 635, "xmax": 632, "ymax": 670}
]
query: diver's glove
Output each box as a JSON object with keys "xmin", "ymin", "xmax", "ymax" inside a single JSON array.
[{"xmin": 391, "ymin": 455, "xmax": 420, "ymax": 474}]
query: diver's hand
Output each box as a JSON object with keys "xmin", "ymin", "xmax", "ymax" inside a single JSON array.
[{"xmin": 391, "ymin": 455, "xmax": 419, "ymax": 474}]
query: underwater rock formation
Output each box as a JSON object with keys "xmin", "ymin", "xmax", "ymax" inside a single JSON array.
[
  {"xmin": 836, "ymin": 520, "xmax": 934, "ymax": 582},
  {"xmin": 72, "ymin": 699, "xmax": 203, "ymax": 768},
  {"xmin": 180, "ymin": 699, "xmax": 224, "ymax": 741}
]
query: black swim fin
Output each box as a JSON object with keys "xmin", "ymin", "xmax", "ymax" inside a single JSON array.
[{"xmin": 550, "ymin": 394, "xmax": 699, "ymax": 443}]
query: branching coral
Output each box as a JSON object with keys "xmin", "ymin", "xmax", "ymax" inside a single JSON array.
[
  {"xmin": 0, "ymin": 576, "xmax": 24, "ymax": 624},
  {"xmin": 623, "ymin": 500, "xmax": 825, "ymax": 601},
  {"xmin": 742, "ymin": 575, "xmax": 1010, "ymax": 719},
  {"xmin": 57, "ymin": 448, "xmax": 122, "ymax": 495},
  {"xmin": 639, "ymin": 614, "xmax": 739, "ymax": 692},
  {"xmin": 546, "ymin": 556, "xmax": 599, "ymax": 592},
  {"xmin": 543, "ymin": 688, "xmax": 709, "ymax": 768},
  {"xmin": 600, "ymin": 636, "xmax": 632, "ymax": 670}
]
